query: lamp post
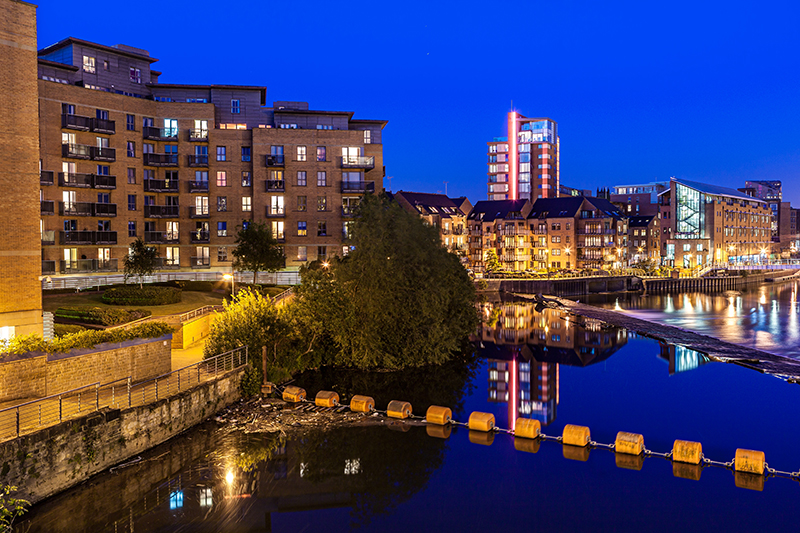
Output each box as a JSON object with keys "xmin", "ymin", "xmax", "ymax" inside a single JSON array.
[{"xmin": 223, "ymin": 273, "xmax": 234, "ymax": 298}]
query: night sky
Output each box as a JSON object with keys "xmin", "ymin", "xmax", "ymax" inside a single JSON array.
[{"xmin": 35, "ymin": 0, "xmax": 800, "ymax": 205}]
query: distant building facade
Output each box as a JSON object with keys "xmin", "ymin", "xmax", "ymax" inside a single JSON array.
[
  {"xmin": 610, "ymin": 182, "xmax": 668, "ymax": 216},
  {"xmin": 628, "ymin": 215, "xmax": 660, "ymax": 264},
  {"xmin": 393, "ymin": 191, "xmax": 472, "ymax": 258},
  {"xmin": 467, "ymin": 200, "xmax": 532, "ymax": 272}
]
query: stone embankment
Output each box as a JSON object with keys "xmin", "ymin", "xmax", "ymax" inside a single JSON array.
[{"xmin": 553, "ymin": 297, "xmax": 800, "ymax": 379}]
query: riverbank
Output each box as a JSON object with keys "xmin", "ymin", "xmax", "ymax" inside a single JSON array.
[{"xmin": 551, "ymin": 296, "xmax": 800, "ymax": 379}]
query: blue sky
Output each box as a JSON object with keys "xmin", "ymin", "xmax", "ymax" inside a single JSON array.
[{"xmin": 36, "ymin": 0, "xmax": 800, "ymax": 205}]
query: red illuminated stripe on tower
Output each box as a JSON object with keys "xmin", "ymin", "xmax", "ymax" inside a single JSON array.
[{"xmin": 508, "ymin": 111, "xmax": 518, "ymax": 200}]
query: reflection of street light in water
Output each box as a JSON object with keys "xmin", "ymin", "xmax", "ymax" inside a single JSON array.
[{"xmin": 226, "ymin": 470, "xmax": 234, "ymax": 485}]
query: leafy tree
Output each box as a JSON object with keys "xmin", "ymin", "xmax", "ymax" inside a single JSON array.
[
  {"xmin": 123, "ymin": 237, "xmax": 158, "ymax": 289},
  {"xmin": 232, "ymin": 222, "xmax": 285, "ymax": 284},
  {"xmin": 292, "ymin": 194, "xmax": 478, "ymax": 369},
  {"xmin": 0, "ymin": 485, "xmax": 29, "ymax": 533},
  {"xmin": 484, "ymin": 248, "xmax": 502, "ymax": 273}
]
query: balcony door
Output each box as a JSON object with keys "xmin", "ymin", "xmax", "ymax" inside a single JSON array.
[
  {"xmin": 194, "ymin": 119, "xmax": 208, "ymax": 137},
  {"xmin": 342, "ymin": 146, "xmax": 361, "ymax": 164},
  {"xmin": 62, "ymin": 190, "xmax": 76, "ymax": 210},
  {"xmin": 166, "ymin": 222, "xmax": 179, "ymax": 241},
  {"xmin": 164, "ymin": 118, "xmax": 178, "ymax": 137},
  {"xmin": 195, "ymin": 196, "xmax": 208, "ymax": 216},
  {"xmin": 271, "ymin": 196, "xmax": 284, "ymax": 215},
  {"xmin": 166, "ymin": 246, "xmax": 179, "ymax": 266}
]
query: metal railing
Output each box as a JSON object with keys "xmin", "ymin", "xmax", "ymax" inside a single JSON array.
[
  {"xmin": 0, "ymin": 347, "xmax": 248, "ymax": 442},
  {"xmin": 41, "ymin": 270, "xmax": 302, "ymax": 290}
]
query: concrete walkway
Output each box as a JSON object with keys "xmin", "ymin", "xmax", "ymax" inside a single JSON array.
[{"xmin": 171, "ymin": 339, "xmax": 207, "ymax": 371}]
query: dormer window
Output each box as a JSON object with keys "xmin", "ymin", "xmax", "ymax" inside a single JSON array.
[{"xmin": 129, "ymin": 67, "xmax": 141, "ymax": 84}]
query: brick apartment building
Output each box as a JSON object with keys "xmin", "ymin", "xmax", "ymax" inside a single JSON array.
[
  {"xmin": 392, "ymin": 191, "xmax": 472, "ymax": 259},
  {"xmin": 35, "ymin": 37, "xmax": 385, "ymax": 276}
]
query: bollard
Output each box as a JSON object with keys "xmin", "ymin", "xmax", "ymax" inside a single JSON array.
[
  {"xmin": 672, "ymin": 440, "xmax": 702, "ymax": 465},
  {"xmin": 673, "ymin": 462, "xmax": 702, "ymax": 481},
  {"xmin": 734, "ymin": 449, "xmax": 765, "ymax": 475},
  {"xmin": 562, "ymin": 424, "xmax": 591, "ymax": 447},
  {"xmin": 387, "ymin": 400, "xmax": 412, "ymax": 419},
  {"xmin": 315, "ymin": 391, "xmax": 339, "ymax": 408},
  {"xmin": 282, "ymin": 386, "xmax": 306, "ymax": 403},
  {"xmin": 468, "ymin": 412, "xmax": 495, "ymax": 432},
  {"xmin": 425, "ymin": 406, "xmax": 452, "ymax": 425},
  {"xmin": 615, "ymin": 432, "xmax": 644, "ymax": 455},
  {"xmin": 469, "ymin": 430, "xmax": 495, "ymax": 446},
  {"xmin": 426, "ymin": 424, "xmax": 452, "ymax": 439},
  {"xmin": 350, "ymin": 395, "xmax": 375, "ymax": 413},
  {"xmin": 514, "ymin": 438, "xmax": 541, "ymax": 454},
  {"xmin": 515, "ymin": 418, "xmax": 541, "ymax": 440}
]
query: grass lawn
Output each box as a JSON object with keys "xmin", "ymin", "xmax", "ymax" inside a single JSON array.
[{"xmin": 43, "ymin": 290, "xmax": 226, "ymax": 316}]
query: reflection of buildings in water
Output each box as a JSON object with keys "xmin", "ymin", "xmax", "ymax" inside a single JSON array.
[
  {"xmin": 658, "ymin": 343, "xmax": 709, "ymax": 375},
  {"xmin": 478, "ymin": 303, "xmax": 628, "ymax": 427}
]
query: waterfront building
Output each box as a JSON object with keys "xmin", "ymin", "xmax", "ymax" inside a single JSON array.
[
  {"xmin": 467, "ymin": 200, "xmax": 532, "ymax": 273},
  {"xmin": 486, "ymin": 113, "xmax": 559, "ymax": 201},
  {"xmin": 610, "ymin": 181, "xmax": 668, "ymax": 216},
  {"xmin": 0, "ymin": 0, "xmax": 43, "ymax": 339},
  {"xmin": 739, "ymin": 181, "xmax": 800, "ymax": 256},
  {"xmin": 628, "ymin": 215, "xmax": 660, "ymax": 264},
  {"xmin": 658, "ymin": 178, "xmax": 771, "ymax": 267},
  {"xmin": 36, "ymin": 37, "xmax": 386, "ymax": 277},
  {"xmin": 392, "ymin": 191, "xmax": 472, "ymax": 258}
]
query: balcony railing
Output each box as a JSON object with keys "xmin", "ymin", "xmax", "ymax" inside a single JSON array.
[
  {"xmin": 58, "ymin": 172, "xmax": 92, "ymax": 188},
  {"xmin": 340, "ymin": 181, "xmax": 375, "ymax": 193},
  {"xmin": 265, "ymin": 180, "xmax": 285, "ymax": 192},
  {"xmin": 190, "ymin": 256, "xmax": 211, "ymax": 268},
  {"xmin": 189, "ymin": 206, "xmax": 209, "ymax": 218},
  {"xmin": 40, "ymin": 171, "xmax": 54, "ymax": 185},
  {"xmin": 188, "ymin": 155, "xmax": 209, "ymax": 167},
  {"xmin": 93, "ymin": 118, "xmax": 116, "ymax": 134},
  {"xmin": 62, "ymin": 143, "xmax": 91, "ymax": 159},
  {"xmin": 40, "ymin": 201, "xmax": 54, "ymax": 215},
  {"xmin": 501, "ymin": 254, "xmax": 531, "ymax": 262},
  {"xmin": 144, "ymin": 179, "xmax": 179, "ymax": 192},
  {"xmin": 94, "ymin": 231, "xmax": 117, "ymax": 244},
  {"xmin": 266, "ymin": 206, "xmax": 285, "ymax": 217},
  {"xmin": 342, "ymin": 206, "xmax": 358, "ymax": 216},
  {"xmin": 94, "ymin": 174, "xmax": 116, "ymax": 189},
  {"xmin": 155, "ymin": 257, "xmax": 181, "ymax": 269},
  {"xmin": 93, "ymin": 203, "xmax": 117, "ymax": 217},
  {"xmin": 143, "ymin": 153, "xmax": 179, "ymax": 167},
  {"xmin": 92, "ymin": 146, "xmax": 116, "ymax": 162},
  {"xmin": 41, "ymin": 230, "xmax": 55, "ymax": 245},
  {"xmin": 190, "ymin": 231, "xmax": 210, "ymax": 243},
  {"xmin": 266, "ymin": 155, "xmax": 285, "ymax": 167},
  {"xmin": 42, "ymin": 260, "xmax": 56, "ymax": 275},
  {"xmin": 61, "ymin": 114, "xmax": 92, "ymax": 131},
  {"xmin": 188, "ymin": 129, "xmax": 208, "ymax": 142},
  {"xmin": 60, "ymin": 259, "xmax": 118, "ymax": 274},
  {"xmin": 144, "ymin": 205, "xmax": 180, "ymax": 218},
  {"xmin": 143, "ymin": 126, "xmax": 178, "ymax": 141},
  {"xmin": 498, "ymin": 228, "xmax": 530, "ymax": 236},
  {"xmin": 577, "ymin": 229, "xmax": 616, "ymax": 235},
  {"xmin": 145, "ymin": 231, "xmax": 181, "ymax": 244},
  {"xmin": 340, "ymin": 155, "xmax": 375, "ymax": 169},
  {"xmin": 58, "ymin": 202, "xmax": 93, "ymax": 216},
  {"xmin": 59, "ymin": 231, "xmax": 92, "ymax": 245},
  {"xmin": 188, "ymin": 181, "xmax": 209, "ymax": 192}
]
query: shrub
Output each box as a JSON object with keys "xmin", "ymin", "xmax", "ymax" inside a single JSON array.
[
  {"xmin": 54, "ymin": 306, "xmax": 151, "ymax": 326},
  {"xmin": 0, "ymin": 322, "xmax": 174, "ymax": 357},
  {"xmin": 102, "ymin": 286, "xmax": 181, "ymax": 306},
  {"xmin": 54, "ymin": 324, "xmax": 87, "ymax": 337}
]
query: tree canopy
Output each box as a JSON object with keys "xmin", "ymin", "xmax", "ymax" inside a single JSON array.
[
  {"xmin": 232, "ymin": 222, "xmax": 285, "ymax": 283},
  {"xmin": 293, "ymin": 194, "xmax": 478, "ymax": 369},
  {"xmin": 124, "ymin": 237, "xmax": 158, "ymax": 288},
  {"xmin": 484, "ymin": 248, "xmax": 502, "ymax": 273}
]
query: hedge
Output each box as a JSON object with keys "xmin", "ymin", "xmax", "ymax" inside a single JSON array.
[
  {"xmin": 102, "ymin": 286, "xmax": 182, "ymax": 306},
  {"xmin": 54, "ymin": 306, "xmax": 151, "ymax": 326},
  {"xmin": 1, "ymin": 322, "xmax": 174, "ymax": 357},
  {"xmin": 54, "ymin": 324, "xmax": 87, "ymax": 337}
]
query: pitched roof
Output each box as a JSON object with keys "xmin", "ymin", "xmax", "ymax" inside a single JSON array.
[
  {"xmin": 396, "ymin": 191, "xmax": 468, "ymax": 217},
  {"xmin": 628, "ymin": 215, "xmax": 656, "ymax": 227},
  {"xmin": 527, "ymin": 197, "xmax": 585, "ymax": 219},
  {"xmin": 468, "ymin": 200, "xmax": 529, "ymax": 222},
  {"xmin": 673, "ymin": 178, "xmax": 765, "ymax": 204}
]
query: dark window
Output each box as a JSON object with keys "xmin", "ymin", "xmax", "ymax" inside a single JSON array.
[
  {"xmin": 127, "ymin": 195, "xmax": 136, "ymax": 211},
  {"xmin": 241, "ymin": 147, "xmax": 251, "ymax": 162},
  {"xmin": 128, "ymin": 221, "xmax": 136, "ymax": 237}
]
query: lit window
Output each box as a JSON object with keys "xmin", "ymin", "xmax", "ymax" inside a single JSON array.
[
  {"xmin": 317, "ymin": 146, "xmax": 326, "ymax": 161},
  {"xmin": 129, "ymin": 67, "xmax": 141, "ymax": 84},
  {"xmin": 297, "ymin": 171, "xmax": 306, "ymax": 187},
  {"xmin": 216, "ymin": 171, "xmax": 227, "ymax": 187},
  {"xmin": 317, "ymin": 171, "xmax": 327, "ymax": 187},
  {"xmin": 216, "ymin": 146, "xmax": 226, "ymax": 161},
  {"xmin": 218, "ymin": 247, "xmax": 228, "ymax": 262},
  {"xmin": 298, "ymin": 221, "xmax": 307, "ymax": 236},
  {"xmin": 242, "ymin": 197, "xmax": 252, "ymax": 212},
  {"xmin": 297, "ymin": 196, "xmax": 307, "ymax": 212},
  {"xmin": 217, "ymin": 196, "xmax": 227, "ymax": 212},
  {"xmin": 297, "ymin": 246, "xmax": 307, "ymax": 261},
  {"xmin": 297, "ymin": 146, "xmax": 307, "ymax": 161},
  {"xmin": 364, "ymin": 130, "xmax": 371, "ymax": 144},
  {"xmin": 317, "ymin": 196, "xmax": 327, "ymax": 211},
  {"xmin": 217, "ymin": 222, "xmax": 227, "ymax": 236},
  {"xmin": 83, "ymin": 56, "xmax": 95, "ymax": 73}
]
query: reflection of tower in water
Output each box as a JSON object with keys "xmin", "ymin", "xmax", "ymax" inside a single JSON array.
[{"xmin": 479, "ymin": 302, "xmax": 628, "ymax": 427}]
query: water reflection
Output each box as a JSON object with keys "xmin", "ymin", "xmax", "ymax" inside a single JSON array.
[{"xmin": 585, "ymin": 280, "xmax": 800, "ymax": 358}]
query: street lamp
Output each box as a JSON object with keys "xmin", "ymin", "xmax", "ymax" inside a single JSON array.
[{"xmin": 223, "ymin": 273, "xmax": 234, "ymax": 298}]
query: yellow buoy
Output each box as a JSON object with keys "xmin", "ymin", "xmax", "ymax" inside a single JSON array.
[
  {"xmin": 615, "ymin": 432, "xmax": 644, "ymax": 456},
  {"xmin": 426, "ymin": 424, "xmax": 452, "ymax": 439},
  {"xmin": 514, "ymin": 438, "xmax": 540, "ymax": 454},
  {"xmin": 672, "ymin": 440, "xmax": 702, "ymax": 465},
  {"xmin": 426, "ymin": 405, "xmax": 452, "ymax": 425},
  {"xmin": 469, "ymin": 430, "xmax": 495, "ymax": 446},
  {"xmin": 282, "ymin": 385, "xmax": 306, "ymax": 403},
  {"xmin": 349, "ymin": 395, "xmax": 375, "ymax": 413},
  {"xmin": 673, "ymin": 462, "xmax": 702, "ymax": 481},
  {"xmin": 562, "ymin": 424, "xmax": 590, "ymax": 447},
  {"xmin": 468, "ymin": 412, "xmax": 495, "ymax": 432},
  {"xmin": 387, "ymin": 400, "xmax": 412, "ymax": 419},
  {"xmin": 314, "ymin": 390, "xmax": 339, "ymax": 408},
  {"xmin": 515, "ymin": 418, "xmax": 541, "ymax": 440},
  {"xmin": 734, "ymin": 448, "xmax": 765, "ymax": 475}
]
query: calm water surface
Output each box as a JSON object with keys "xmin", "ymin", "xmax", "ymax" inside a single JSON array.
[{"xmin": 18, "ymin": 300, "xmax": 800, "ymax": 532}]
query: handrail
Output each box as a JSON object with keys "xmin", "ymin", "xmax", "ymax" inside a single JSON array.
[{"xmin": 0, "ymin": 382, "xmax": 100, "ymax": 414}]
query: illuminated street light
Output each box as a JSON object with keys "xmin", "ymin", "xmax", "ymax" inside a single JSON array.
[
  {"xmin": 223, "ymin": 273, "xmax": 234, "ymax": 297},
  {"xmin": 322, "ymin": 261, "xmax": 330, "ymax": 269}
]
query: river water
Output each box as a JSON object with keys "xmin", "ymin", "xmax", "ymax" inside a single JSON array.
[
  {"xmin": 584, "ymin": 280, "xmax": 800, "ymax": 359},
  {"xmin": 17, "ymin": 298, "xmax": 800, "ymax": 532}
]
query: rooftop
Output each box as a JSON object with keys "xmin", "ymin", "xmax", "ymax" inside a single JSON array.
[
  {"xmin": 468, "ymin": 200, "xmax": 529, "ymax": 222},
  {"xmin": 672, "ymin": 178, "xmax": 766, "ymax": 204}
]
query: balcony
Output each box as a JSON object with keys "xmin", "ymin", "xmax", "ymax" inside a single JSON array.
[
  {"xmin": 62, "ymin": 143, "xmax": 92, "ymax": 159},
  {"xmin": 40, "ymin": 201, "xmax": 54, "ymax": 215},
  {"xmin": 143, "ymin": 153, "xmax": 179, "ymax": 167},
  {"xmin": 42, "ymin": 260, "xmax": 56, "ymax": 275},
  {"xmin": 59, "ymin": 231, "xmax": 93, "ymax": 245},
  {"xmin": 190, "ymin": 230, "xmax": 210, "ymax": 243},
  {"xmin": 94, "ymin": 231, "xmax": 117, "ymax": 244},
  {"xmin": 341, "ymin": 155, "xmax": 375, "ymax": 169},
  {"xmin": 58, "ymin": 172, "xmax": 93, "ymax": 188},
  {"xmin": 188, "ymin": 181, "xmax": 209, "ymax": 193},
  {"xmin": 145, "ymin": 231, "xmax": 180, "ymax": 244},
  {"xmin": 501, "ymin": 254, "xmax": 531, "ymax": 262},
  {"xmin": 40, "ymin": 171, "xmax": 54, "ymax": 186},
  {"xmin": 93, "ymin": 118, "xmax": 116, "ymax": 134},
  {"xmin": 60, "ymin": 258, "xmax": 118, "ymax": 274},
  {"xmin": 266, "ymin": 180, "xmax": 285, "ymax": 192},
  {"xmin": 91, "ymin": 146, "xmax": 116, "ymax": 162},
  {"xmin": 155, "ymin": 257, "xmax": 181, "ymax": 269},
  {"xmin": 266, "ymin": 206, "xmax": 285, "ymax": 218},
  {"xmin": 93, "ymin": 203, "xmax": 117, "ymax": 217},
  {"xmin": 61, "ymin": 114, "xmax": 92, "ymax": 131},
  {"xmin": 190, "ymin": 256, "xmax": 211, "ymax": 268},
  {"xmin": 143, "ymin": 126, "xmax": 178, "ymax": 141},
  {"xmin": 340, "ymin": 181, "xmax": 375, "ymax": 193},
  {"xmin": 342, "ymin": 206, "xmax": 358, "ymax": 217},
  {"xmin": 189, "ymin": 206, "xmax": 209, "ymax": 218},
  {"xmin": 188, "ymin": 155, "xmax": 209, "ymax": 167},
  {"xmin": 266, "ymin": 155, "xmax": 285, "ymax": 167},
  {"xmin": 144, "ymin": 178, "xmax": 179, "ymax": 192},
  {"xmin": 58, "ymin": 202, "xmax": 93, "ymax": 216},
  {"xmin": 188, "ymin": 129, "xmax": 208, "ymax": 142},
  {"xmin": 144, "ymin": 205, "xmax": 179, "ymax": 218},
  {"xmin": 577, "ymin": 229, "xmax": 616, "ymax": 235},
  {"xmin": 94, "ymin": 174, "xmax": 116, "ymax": 189},
  {"xmin": 498, "ymin": 228, "xmax": 530, "ymax": 236},
  {"xmin": 41, "ymin": 230, "xmax": 55, "ymax": 245}
]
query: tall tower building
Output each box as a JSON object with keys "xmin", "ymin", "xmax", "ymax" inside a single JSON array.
[{"xmin": 487, "ymin": 112, "xmax": 559, "ymax": 201}]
